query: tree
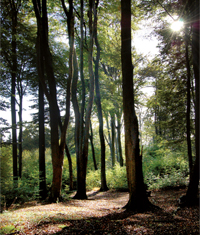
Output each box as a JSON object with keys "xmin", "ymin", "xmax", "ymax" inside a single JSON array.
[
  {"xmin": 121, "ymin": 0, "xmax": 151, "ymax": 212},
  {"xmin": 72, "ymin": 0, "xmax": 96, "ymax": 199},
  {"xmin": 33, "ymin": 0, "xmax": 74, "ymax": 202},
  {"xmin": 93, "ymin": 0, "xmax": 108, "ymax": 190},
  {"xmin": 184, "ymin": 0, "xmax": 199, "ymax": 206}
]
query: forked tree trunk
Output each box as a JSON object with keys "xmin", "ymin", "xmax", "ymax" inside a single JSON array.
[
  {"xmin": 121, "ymin": 0, "xmax": 151, "ymax": 212},
  {"xmin": 33, "ymin": 0, "xmax": 74, "ymax": 202}
]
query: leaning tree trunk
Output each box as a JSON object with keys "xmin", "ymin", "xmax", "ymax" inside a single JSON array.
[
  {"xmin": 121, "ymin": 0, "xmax": 151, "ymax": 212},
  {"xmin": 89, "ymin": 121, "xmax": 97, "ymax": 171}
]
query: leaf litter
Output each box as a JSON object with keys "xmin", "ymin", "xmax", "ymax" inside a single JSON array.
[{"xmin": 0, "ymin": 187, "xmax": 199, "ymax": 234}]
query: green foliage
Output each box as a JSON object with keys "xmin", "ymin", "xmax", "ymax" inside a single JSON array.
[
  {"xmin": 143, "ymin": 141, "xmax": 189, "ymax": 190},
  {"xmin": 86, "ymin": 163, "xmax": 127, "ymax": 191}
]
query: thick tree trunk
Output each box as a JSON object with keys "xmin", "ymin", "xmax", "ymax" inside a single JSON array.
[
  {"xmin": 121, "ymin": 0, "xmax": 151, "ymax": 212},
  {"xmin": 33, "ymin": 0, "xmax": 74, "ymax": 202},
  {"xmin": 184, "ymin": 0, "xmax": 199, "ymax": 205},
  {"xmin": 39, "ymin": 82, "xmax": 47, "ymax": 200}
]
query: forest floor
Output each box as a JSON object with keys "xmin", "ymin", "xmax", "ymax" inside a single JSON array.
[{"xmin": 0, "ymin": 187, "xmax": 199, "ymax": 234}]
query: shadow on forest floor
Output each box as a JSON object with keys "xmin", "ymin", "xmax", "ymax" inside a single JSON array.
[{"xmin": 0, "ymin": 187, "xmax": 199, "ymax": 234}]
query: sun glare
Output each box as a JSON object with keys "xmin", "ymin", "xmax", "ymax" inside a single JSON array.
[{"xmin": 171, "ymin": 20, "xmax": 184, "ymax": 32}]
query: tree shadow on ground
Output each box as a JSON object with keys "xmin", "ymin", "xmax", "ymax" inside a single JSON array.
[{"xmin": 55, "ymin": 204, "xmax": 199, "ymax": 235}]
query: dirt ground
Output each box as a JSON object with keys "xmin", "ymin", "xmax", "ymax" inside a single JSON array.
[{"xmin": 1, "ymin": 187, "xmax": 199, "ymax": 234}]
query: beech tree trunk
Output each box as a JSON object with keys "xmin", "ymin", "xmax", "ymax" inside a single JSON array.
[
  {"xmin": 116, "ymin": 114, "xmax": 123, "ymax": 167},
  {"xmin": 33, "ymin": 0, "xmax": 74, "ymax": 202},
  {"xmin": 11, "ymin": 6, "xmax": 18, "ymax": 186},
  {"xmin": 39, "ymin": 82, "xmax": 47, "ymax": 200},
  {"xmin": 185, "ymin": 25, "xmax": 193, "ymax": 177},
  {"xmin": 121, "ymin": 0, "xmax": 151, "ymax": 212},
  {"xmin": 94, "ymin": 2, "xmax": 108, "ymax": 190},
  {"xmin": 65, "ymin": 144, "xmax": 73, "ymax": 191},
  {"xmin": 111, "ymin": 113, "xmax": 116, "ymax": 167},
  {"xmin": 185, "ymin": 0, "xmax": 199, "ymax": 205},
  {"xmin": 89, "ymin": 121, "xmax": 97, "ymax": 171}
]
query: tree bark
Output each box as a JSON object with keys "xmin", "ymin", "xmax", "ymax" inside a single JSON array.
[
  {"xmin": 65, "ymin": 144, "xmax": 73, "ymax": 191},
  {"xmin": 116, "ymin": 113, "xmax": 123, "ymax": 167},
  {"xmin": 11, "ymin": 6, "xmax": 18, "ymax": 186},
  {"xmin": 111, "ymin": 113, "xmax": 116, "ymax": 167},
  {"xmin": 39, "ymin": 81, "xmax": 47, "ymax": 200},
  {"xmin": 89, "ymin": 121, "xmax": 97, "ymax": 171},
  {"xmin": 94, "ymin": 1, "xmax": 108, "ymax": 190},
  {"xmin": 185, "ymin": 25, "xmax": 193, "ymax": 177},
  {"xmin": 17, "ymin": 81, "xmax": 23, "ymax": 179},
  {"xmin": 121, "ymin": 0, "xmax": 151, "ymax": 212},
  {"xmin": 185, "ymin": 0, "xmax": 199, "ymax": 205},
  {"xmin": 33, "ymin": 0, "xmax": 74, "ymax": 202}
]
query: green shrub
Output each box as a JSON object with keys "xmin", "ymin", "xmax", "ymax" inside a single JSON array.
[
  {"xmin": 143, "ymin": 142, "xmax": 189, "ymax": 190},
  {"xmin": 86, "ymin": 163, "xmax": 127, "ymax": 191}
]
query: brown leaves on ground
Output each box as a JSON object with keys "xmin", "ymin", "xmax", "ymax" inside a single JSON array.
[{"xmin": 0, "ymin": 187, "xmax": 199, "ymax": 235}]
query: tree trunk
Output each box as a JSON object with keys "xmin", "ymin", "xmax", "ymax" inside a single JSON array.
[
  {"xmin": 184, "ymin": 0, "xmax": 199, "ymax": 205},
  {"xmin": 116, "ymin": 114, "xmax": 123, "ymax": 167},
  {"xmin": 65, "ymin": 144, "xmax": 73, "ymax": 191},
  {"xmin": 18, "ymin": 90, "xmax": 22, "ymax": 178},
  {"xmin": 94, "ymin": 5, "xmax": 108, "ymax": 190},
  {"xmin": 39, "ymin": 82, "xmax": 47, "ymax": 200},
  {"xmin": 121, "ymin": 0, "xmax": 151, "ymax": 212},
  {"xmin": 73, "ymin": 0, "xmax": 95, "ymax": 199},
  {"xmin": 11, "ymin": 7, "xmax": 18, "ymax": 186},
  {"xmin": 33, "ymin": 0, "xmax": 74, "ymax": 202},
  {"xmin": 89, "ymin": 121, "xmax": 97, "ymax": 170},
  {"xmin": 185, "ymin": 25, "xmax": 193, "ymax": 177},
  {"xmin": 111, "ymin": 113, "xmax": 116, "ymax": 167}
]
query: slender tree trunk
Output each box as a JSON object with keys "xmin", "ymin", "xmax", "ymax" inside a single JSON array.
[
  {"xmin": 18, "ymin": 89, "xmax": 22, "ymax": 178},
  {"xmin": 89, "ymin": 121, "xmax": 97, "ymax": 170},
  {"xmin": 65, "ymin": 144, "xmax": 73, "ymax": 191},
  {"xmin": 185, "ymin": 25, "xmax": 193, "ymax": 177},
  {"xmin": 11, "ymin": 8, "xmax": 18, "ymax": 185},
  {"xmin": 116, "ymin": 115, "xmax": 123, "ymax": 167},
  {"xmin": 93, "ymin": 0, "xmax": 108, "ymax": 191},
  {"xmin": 39, "ymin": 82, "xmax": 47, "ymax": 200},
  {"xmin": 111, "ymin": 113, "xmax": 116, "ymax": 167},
  {"xmin": 121, "ymin": 0, "xmax": 151, "ymax": 212},
  {"xmin": 73, "ymin": 0, "xmax": 95, "ymax": 199}
]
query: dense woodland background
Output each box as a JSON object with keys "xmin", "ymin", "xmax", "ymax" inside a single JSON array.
[{"xmin": 0, "ymin": 0, "xmax": 199, "ymax": 212}]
